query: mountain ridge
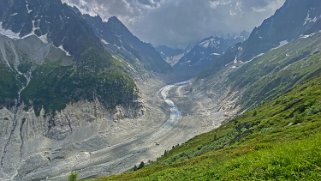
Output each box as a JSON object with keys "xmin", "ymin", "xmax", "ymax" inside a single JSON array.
[{"xmin": 81, "ymin": 14, "xmax": 171, "ymax": 73}]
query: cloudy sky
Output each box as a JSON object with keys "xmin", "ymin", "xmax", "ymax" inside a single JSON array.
[{"xmin": 62, "ymin": 0, "xmax": 285, "ymax": 48}]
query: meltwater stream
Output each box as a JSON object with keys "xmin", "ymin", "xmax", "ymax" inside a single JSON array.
[{"xmin": 147, "ymin": 81, "xmax": 189, "ymax": 141}]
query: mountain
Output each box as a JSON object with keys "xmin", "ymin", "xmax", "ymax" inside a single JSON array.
[
  {"xmin": 0, "ymin": 1, "xmax": 145, "ymax": 179},
  {"xmin": 227, "ymin": 32, "xmax": 321, "ymax": 109},
  {"xmin": 0, "ymin": 0, "xmax": 140, "ymax": 115},
  {"xmin": 81, "ymin": 14, "xmax": 171, "ymax": 73},
  {"xmin": 0, "ymin": 0, "xmax": 105, "ymax": 63},
  {"xmin": 156, "ymin": 45, "xmax": 184, "ymax": 66},
  {"xmin": 173, "ymin": 35, "xmax": 247, "ymax": 80},
  {"xmin": 220, "ymin": 0, "xmax": 321, "ymax": 65},
  {"xmin": 0, "ymin": 34, "xmax": 73, "ymax": 108}
]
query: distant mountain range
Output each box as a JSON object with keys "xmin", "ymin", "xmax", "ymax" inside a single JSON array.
[
  {"xmin": 171, "ymin": 34, "xmax": 248, "ymax": 80},
  {"xmin": 156, "ymin": 45, "xmax": 184, "ymax": 66}
]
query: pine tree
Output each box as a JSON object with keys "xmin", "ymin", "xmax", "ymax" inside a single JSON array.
[{"xmin": 138, "ymin": 161, "xmax": 145, "ymax": 169}]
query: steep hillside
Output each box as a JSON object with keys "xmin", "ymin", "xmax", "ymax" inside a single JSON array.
[
  {"xmin": 238, "ymin": 0, "xmax": 321, "ymax": 61},
  {"xmin": 0, "ymin": 0, "xmax": 104, "ymax": 62},
  {"xmin": 0, "ymin": 1, "xmax": 151, "ymax": 180},
  {"xmin": 82, "ymin": 15, "xmax": 171, "ymax": 73},
  {"xmin": 228, "ymin": 32, "xmax": 321, "ymax": 109},
  {"xmin": 207, "ymin": 0, "xmax": 321, "ymax": 72},
  {"xmin": 94, "ymin": 65, "xmax": 321, "ymax": 181},
  {"xmin": 0, "ymin": 0, "xmax": 141, "ymax": 115},
  {"xmin": 0, "ymin": 34, "xmax": 74, "ymax": 110}
]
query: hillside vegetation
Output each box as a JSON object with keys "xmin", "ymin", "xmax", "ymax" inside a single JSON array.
[
  {"xmin": 21, "ymin": 62, "xmax": 138, "ymax": 116},
  {"xmin": 229, "ymin": 33, "xmax": 321, "ymax": 109},
  {"xmin": 93, "ymin": 70, "xmax": 321, "ymax": 180},
  {"xmin": 0, "ymin": 63, "xmax": 21, "ymax": 107}
]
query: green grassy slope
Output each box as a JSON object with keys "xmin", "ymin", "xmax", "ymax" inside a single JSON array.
[
  {"xmin": 229, "ymin": 33, "xmax": 321, "ymax": 109},
  {"xmin": 94, "ymin": 72, "xmax": 321, "ymax": 181}
]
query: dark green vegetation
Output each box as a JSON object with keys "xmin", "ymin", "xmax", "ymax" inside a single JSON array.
[
  {"xmin": 68, "ymin": 172, "xmax": 78, "ymax": 181},
  {"xmin": 21, "ymin": 63, "xmax": 137, "ymax": 116},
  {"xmin": 93, "ymin": 67, "xmax": 321, "ymax": 181},
  {"xmin": 0, "ymin": 64, "xmax": 21, "ymax": 107},
  {"xmin": 0, "ymin": 37, "xmax": 138, "ymax": 116}
]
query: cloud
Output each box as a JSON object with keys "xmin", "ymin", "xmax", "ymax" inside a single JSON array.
[{"xmin": 62, "ymin": 0, "xmax": 285, "ymax": 48}]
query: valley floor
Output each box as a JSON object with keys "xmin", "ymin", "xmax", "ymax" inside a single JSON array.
[
  {"xmin": 48, "ymin": 77, "xmax": 235, "ymax": 180},
  {"xmin": 0, "ymin": 74, "xmax": 237, "ymax": 180}
]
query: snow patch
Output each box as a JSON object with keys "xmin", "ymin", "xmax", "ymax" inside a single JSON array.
[
  {"xmin": 211, "ymin": 53, "xmax": 221, "ymax": 56},
  {"xmin": 32, "ymin": 20, "xmax": 38, "ymax": 33},
  {"xmin": 200, "ymin": 40, "xmax": 210, "ymax": 48},
  {"xmin": 101, "ymin": 39, "xmax": 109, "ymax": 45},
  {"xmin": 199, "ymin": 37, "xmax": 219, "ymax": 48},
  {"xmin": 304, "ymin": 10, "xmax": 319, "ymax": 25},
  {"xmin": 271, "ymin": 40, "xmax": 288, "ymax": 50},
  {"xmin": 0, "ymin": 22, "xmax": 49, "ymax": 44},
  {"xmin": 10, "ymin": 13, "xmax": 18, "ymax": 16},
  {"xmin": 38, "ymin": 34, "xmax": 48, "ymax": 44},
  {"xmin": 165, "ymin": 53, "xmax": 184, "ymax": 66},
  {"xmin": 26, "ymin": 2, "xmax": 33, "ymax": 14},
  {"xmin": 247, "ymin": 53, "xmax": 264, "ymax": 63},
  {"xmin": 58, "ymin": 45, "xmax": 71, "ymax": 56},
  {"xmin": 0, "ymin": 22, "xmax": 21, "ymax": 39},
  {"xmin": 300, "ymin": 34, "xmax": 312, "ymax": 39},
  {"xmin": 233, "ymin": 56, "xmax": 237, "ymax": 64},
  {"xmin": 300, "ymin": 32, "xmax": 316, "ymax": 39}
]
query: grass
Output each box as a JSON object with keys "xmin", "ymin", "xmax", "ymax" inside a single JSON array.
[{"xmin": 92, "ymin": 73, "xmax": 321, "ymax": 181}]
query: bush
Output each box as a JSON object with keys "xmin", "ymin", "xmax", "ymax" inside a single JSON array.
[
  {"xmin": 68, "ymin": 172, "xmax": 78, "ymax": 181},
  {"xmin": 138, "ymin": 161, "xmax": 145, "ymax": 169}
]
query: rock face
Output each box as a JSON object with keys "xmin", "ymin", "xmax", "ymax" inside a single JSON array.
[
  {"xmin": 0, "ymin": 34, "xmax": 146, "ymax": 179},
  {"xmin": 156, "ymin": 45, "xmax": 184, "ymax": 66},
  {"xmin": 0, "ymin": 99, "xmax": 144, "ymax": 180},
  {"xmin": 172, "ymin": 35, "xmax": 247, "ymax": 81},
  {"xmin": 82, "ymin": 15, "xmax": 171, "ymax": 73},
  {"xmin": 220, "ymin": 0, "xmax": 321, "ymax": 65},
  {"xmin": 0, "ymin": 0, "xmax": 103, "ymax": 58}
]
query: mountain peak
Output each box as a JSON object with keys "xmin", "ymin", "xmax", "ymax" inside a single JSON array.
[
  {"xmin": 106, "ymin": 16, "xmax": 131, "ymax": 36},
  {"xmin": 107, "ymin": 16, "xmax": 125, "ymax": 26},
  {"xmin": 108, "ymin": 16, "xmax": 120, "ymax": 22}
]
